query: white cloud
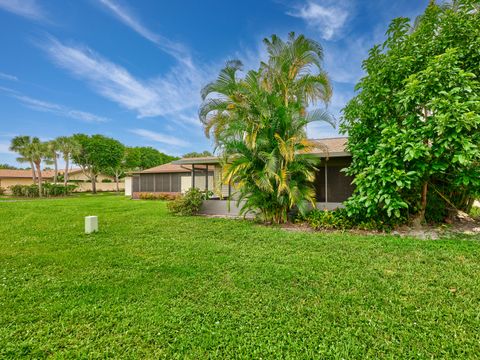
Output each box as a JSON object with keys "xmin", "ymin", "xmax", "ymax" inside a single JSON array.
[
  {"xmin": 0, "ymin": 72, "xmax": 18, "ymax": 81},
  {"xmin": 1, "ymin": 89, "xmax": 109, "ymax": 123},
  {"xmin": 287, "ymin": 1, "xmax": 349, "ymax": 40},
  {"xmin": 97, "ymin": 0, "xmax": 192, "ymax": 68},
  {"xmin": 129, "ymin": 128, "xmax": 188, "ymax": 147},
  {"xmin": 41, "ymin": 36, "xmax": 208, "ymax": 120},
  {"xmin": 0, "ymin": 0, "xmax": 46, "ymax": 20}
]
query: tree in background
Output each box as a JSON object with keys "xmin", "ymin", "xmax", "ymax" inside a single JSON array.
[
  {"xmin": 29, "ymin": 138, "xmax": 48, "ymax": 197},
  {"xmin": 200, "ymin": 33, "xmax": 333, "ymax": 223},
  {"xmin": 56, "ymin": 136, "xmax": 81, "ymax": 186},
  {"xmin": 105, "ymin": 144, "xmax": 127, "ymax": 193},
  {"xmin": 182, "ymin": 151, "xmax": 213, "ymax": 158},
  {"xmin": 341, "ymin": 0, "xmax": 480, "ymax": 224},
  {"xmin": 72, "ymin": 134, "xmax": 124, "ymax": 193},
  {"xmin": 124, "ymin": 146, "xmax": 177, "ymax": 171},
  {"xmin": 9, "ymin": 136, "xmax": 36, "ymax": 181},
  {"xmin": 0, "ymin": 164, "xmax": 19, "ymax": 169},
  {"xmin": 45, "ymin": 140, "xmax": 60, "ymax": 184}
]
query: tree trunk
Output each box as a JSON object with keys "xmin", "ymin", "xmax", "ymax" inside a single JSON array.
[
  {"xmin": 36, "ymin": 162, "xmax": 43, "ymax": 197},
  {"xmin": 30, "ymin": 160, "xmax": 37, "ymax": 183},
  {"xmin": 115, "ymin": 174, "xmax": 119, "ymax": 193},
  {"xmin": 412, "ymin": 182, "xmax": 428, "ymax": 228},
  {"xmin": 92, "ymin": 174, "xmax": 97, "ymax": 194},
  {"xmin": 53, "ymin": 154, "xmax": 58, "ymax": 184},
  {"xmin": 64, "ymin": 157, "xmax": 69, "ymax": 186}
]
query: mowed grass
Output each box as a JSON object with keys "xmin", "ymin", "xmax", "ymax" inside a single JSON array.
[{"xmin": 1, "ymin": 196, "xmax": 479, "ymax": 358}]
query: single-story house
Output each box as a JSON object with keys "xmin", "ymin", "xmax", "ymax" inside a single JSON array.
[
  {"xmin": 0, "ymin": 169, "xmax": 56, "ymax": 190},
  {"xmin": 129, "ymin": 137, "xmax": 354, "ymax": 216},
  {"xmin": 0, "ymin": 168, "xmax": 124, "ymax": 193}
]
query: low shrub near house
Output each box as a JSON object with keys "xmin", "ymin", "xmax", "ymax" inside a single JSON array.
[
  {"xmin": 301, "ymin": 208, "xmax": 354, "ymax": 230},
  {"xmin": 167, "ymin": 188, "xmax": 203, "ymax": 216},
  {"xmin": 9, "ymin": 184, "xmax": 77, "ymax": 197},
  {"xmin": 301, "ymin": 208, "xmax": 403, "ymax": 232},
  {"xmin": 101, "ymin": 179, "xmax": 112, "ymax": 183},
  {"xmin": 138, "ymin": 192, "xmax": 180, "ymax": 201},
  {"xmin": 0, "ymin": 187, "xmax": 5, "ymax": 196}
]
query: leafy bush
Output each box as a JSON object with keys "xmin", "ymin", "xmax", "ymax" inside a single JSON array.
[
  {"xmin": 9, "ymin": 183, "xmax": 76, "ymax": 197},
  {"xmin": 167, "ymin": 188, "xmax": 203, "ymax": 216},
  {"xmin": 201, "ymin": 190, "xmax": 214, "ymax": 200},
  {"xmin": 138, "ymin": 192, "xmax": 180, "ymax": 201},
  {"xmin": 301, "ymin": 208, "xmax": 402, "ymax": 232},
  {"xmin": 101, "ymin": 178, "xmax": 113, "ymax": 183},
  {"xmin": 0, "ymin": 187, "xmax": 5, "ymax": 195},
  {"xmin": 470, "ymin": 205, "xmax": 480, "ymax": 219},
  {"xmin": 301, "ymin": 208, "xmax": 353, "ymax": 230}
]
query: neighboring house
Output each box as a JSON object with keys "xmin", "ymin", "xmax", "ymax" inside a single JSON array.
[
  {"xmin": 0, "ymin": 169, "xmax": 55, "ymax": 190},
  {"xmin": 0, "ymin": 168, "xmax": 123, "ymax": 193},
  {"xmin": 67, "ymin": 169, "xmax": 125, "ymax": 192},
  {"xmin": 129, "ymin": 137, "xmax": 355, "ymax": 216},
  {"xmin": 129, "ymin": 163, "xmax": 213, "ymax": 198}
]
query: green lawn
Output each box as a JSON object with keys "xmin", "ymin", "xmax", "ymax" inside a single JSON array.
[{"xmin": 1, "ymin": 196, "xmax": 479, "ymax": 358}]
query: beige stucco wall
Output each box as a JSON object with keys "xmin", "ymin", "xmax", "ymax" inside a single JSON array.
[
  {"xmin": 0, "ymin": 177, "xmax": 35, "ymax": 190},
  {"xmin": 73, "ymin": 182, "xmax": 125, "ymax": 192},
  {"xmin": 68, "ymin": 171, "xmax": 112, "ymax": 182}
]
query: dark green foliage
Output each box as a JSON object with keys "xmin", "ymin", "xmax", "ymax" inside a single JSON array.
[
  {"xmin": 0, "ymin": 187, "xmax": 5, "ymax": 195},
  {"xmin": 182, "ymin": 150, "xmax": 213, "ymax": 158},
  {"xmin": 9, "ymin": 183, "xmax": 77, "ymax": 197},
  {"xmin": 301, "ymin": 208, "xmax": 353, "ymax": 230},
  {"xmin": 341, "ymin": 1, "xmax": 480, "ymax": 224},
  {"xmin": 167, "ymin": 188, "xmax": 203, "ymax": 216},
  {"xmin": 101, "ymin": 178, "xmax": 112, "ymax": 183},
  {"xmin": 0, "ymin": 164, "xmax": 19, "ymax": 169},
  {"xmin": 125, "ymin": 146, "xmax": 177, "ymax": 171}
]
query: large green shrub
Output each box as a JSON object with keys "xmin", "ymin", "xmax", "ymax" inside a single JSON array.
[
  {"xmin": 341, "ymin": 1, "xmax": 480, "ymax": 225},
  {"xmin": 167, "ymin": 188, "xmax": 203, "ymax": 216}
]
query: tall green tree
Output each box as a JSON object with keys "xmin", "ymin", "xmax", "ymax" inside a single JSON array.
[
  {"xmin": 124, "ymin": 146, "xmax": 177, "ymax": 170},
  {"xmin": 56, "ymin": 136, "xmax": 81, "ymax": 186},
  {"xmin": 72, "ymin": 134, "xmax": 124, "ymax": 193},
  {"xmin": 341, "ymin": 0, "xmax": 480, "ymax": 224},
  {"xmin": 200, "ymin": 33, "xmax": 333, "ymax": 223},
  {"xmin": 182, "ymin": 151, "xmax": 213, "ymax": 158},
  {"xmin": 45, "ymin": 140, "xmax": 60, "ymax": 184},
  {"xmin": 29, "ymin": 138, "xmax": 48, "ymax": 197},
  {"xmin": 9, "ymin": 136, "xmax": 36, "ymax": 181}
]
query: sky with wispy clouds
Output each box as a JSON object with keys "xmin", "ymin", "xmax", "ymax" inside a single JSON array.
[{"xmin": 0, "ymin": 0, "xmax": 430, "ymax": 165}]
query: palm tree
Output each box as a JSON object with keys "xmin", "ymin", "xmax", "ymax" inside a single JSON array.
[
  {"xmin": 45, "ymin": 140, "xmax": 60, "ymax": 184},
  {"xmin": 56, "ymin": 136, "xmax": 81, "ymax": 186},
  {"xmin": 9, "ymin": 136, "xmax": 37, "ymax": 182},
  {"xmin": 199, "ymin": 33, "xmax": 333, "ymax": 223},
  {"xmin": 29, "ymin": 138, "xmax": 48, "ymax": 197}
]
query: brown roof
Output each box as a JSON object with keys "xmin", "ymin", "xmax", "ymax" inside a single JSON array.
[
  {"xmin": 309, "ymin": 137, "xmax": 349, "ymax": 156},
  {"xmin": 136, "ymin": 162, "xmax": 215, "ymax": 174},
  {"xmin": 0, "ymin": 169, "xmax": 56, "ymax": 179},
  {"xmin": 138, "ymin": 163, "xmax": 192, "ymax": 174}
]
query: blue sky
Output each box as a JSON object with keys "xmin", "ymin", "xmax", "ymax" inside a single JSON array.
[{"xmin": 0, "ymin": 0, "xmax": 430, "ymax": 166}]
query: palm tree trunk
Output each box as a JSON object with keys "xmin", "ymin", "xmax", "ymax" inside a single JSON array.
[
  {"xmin": 64, "ymin": 157, "xmax": 69, "ymax": 186},
  {"xmin": 30, "ymin": 160, "xmax": 37, "ymax": 183},
  {"xmin": 35, "ymin": 162, "xmax": 43, "ymax": 197},
  {"xmin": 115, "ymin": 173, "xmax": 119, "ymax": 193},
  {"xmin": 53, "ymin": 154, "xmax": 58, "ymax": 184}
]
